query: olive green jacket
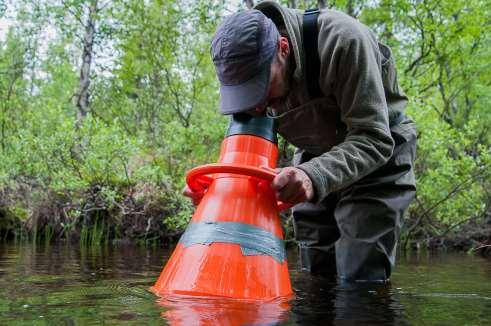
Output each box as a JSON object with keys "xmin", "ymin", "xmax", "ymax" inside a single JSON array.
[{"xmin": 255, "ymin": 1, "xmax": 411, "ymax": 202}]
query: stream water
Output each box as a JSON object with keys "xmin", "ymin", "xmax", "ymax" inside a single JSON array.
[{"xmin": 0, "ymin": 242, "xmax": 490, "ymax": 325}]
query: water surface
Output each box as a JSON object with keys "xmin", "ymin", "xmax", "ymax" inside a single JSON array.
[{"xmin": 0, "ymin": 243, "xmax": 490, "ymax": 325}]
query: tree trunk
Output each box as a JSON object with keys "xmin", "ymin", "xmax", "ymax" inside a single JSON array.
[
  {"xmin": 318, "ymin": 0, "xmax": 326, "ymax": 8},
  {"xmin": 346, "ymin": 0, "xmax": 355, "ymax": 17},
  {"xmin": 75, "ymin": 0, "xmax": 97, "ymax": 129}
]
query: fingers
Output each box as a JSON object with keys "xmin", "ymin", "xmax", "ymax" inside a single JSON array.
[
  {"xmin": 182, "ymin": 166, "xmax": 313, "ymax": 207},
  {"xmin": 272, "ymin": 168, "xmax": 293, "ymax": 191},
  {"xmin": 272, "ymin": 167, "xmax": 314, "ymax": 204},
  {"xmin": 182, "ymin": 185, "xmax": 204, "ymax": 206},
  {"xmin": 182, "ymin": 185, "xmax": 194, "ymax": 197}
]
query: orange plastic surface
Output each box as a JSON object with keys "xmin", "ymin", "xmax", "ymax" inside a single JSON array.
[
  {"xmin": 151, "ymin": 134, "xmax": 293, "ymax": 301},
  {"xmin": 157, "ymin": 296, "xmax": 290, "ymax": 326},
  {"xmin": 186, "ymin": 163, "xmax": 292, "ymax": 211}
]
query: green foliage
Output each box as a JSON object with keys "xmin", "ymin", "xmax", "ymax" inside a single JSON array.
[
  {"xmin": 358, "ymin": 0, "xmax": 491, "ymax": 233},
  {"xmin": 408, "ymin": 102, "xmax": 489, "ymax": 226},
  {"xmin": 0, "ymin": 0, "xmax": 489, "ymax": 245},
  {"xmin": 162, "ymin": 191, "xmax": 193, "ymax": 232},
  {"xmin": 0, "ymin": 0, "xmax": 228, "ymax": 242}
]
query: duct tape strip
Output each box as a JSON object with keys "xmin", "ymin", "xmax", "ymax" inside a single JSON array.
[{"xmin": 179, "ymin": 221, "xmax": 286, "ymax": 263}]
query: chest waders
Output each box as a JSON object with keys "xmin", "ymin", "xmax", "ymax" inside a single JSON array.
[{"xmin": 293, "ymin": 9, "xmax": 416, "ymax": 282}]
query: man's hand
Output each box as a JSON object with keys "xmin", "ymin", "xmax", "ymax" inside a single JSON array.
[
  {"xmin": 182, "ymin": 185, "xmax": 204, "ymax": 206},
  {"xmin": 272, "ymin": 167, "xmax": 314, "ymax": 205},
  {"xmin": 183, "ymin": 167, "xmax": 314, "ymax": 206}
]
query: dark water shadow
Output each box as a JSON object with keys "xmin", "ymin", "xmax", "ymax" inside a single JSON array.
[{"xmin": 286, "ymin": 270, "xmax": 407, "ymax": 326}]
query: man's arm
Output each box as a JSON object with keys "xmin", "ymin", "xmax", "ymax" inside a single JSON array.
[{"xmin": 297, "ymin": 15, "xmax": 394, "ymax": 203}]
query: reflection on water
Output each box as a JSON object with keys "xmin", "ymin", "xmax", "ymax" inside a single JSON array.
[
  {"xmin": 0, "ymin": 242, "xmax": 490, "ymax": 325},
  {"xmin": 158, "ymin": 296, "xmax": 290, "ymax": 325},
  {"xmin": 289, "ymin": 276, "xmax": 407, "ymax": 325}
]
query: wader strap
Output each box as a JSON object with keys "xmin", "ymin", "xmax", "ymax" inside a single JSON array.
[
  {"xmin": 303, "ymin": 9, "xmax": 322, "ymax": 99},
  {"xmin": 179, "ymin": 221, "xmax": 286, "ymax": 263}
]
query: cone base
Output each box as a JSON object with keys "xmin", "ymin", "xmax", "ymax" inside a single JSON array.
[{"xmin": 152, "ymin": 243, "xmax": 293, "ymax": 301}]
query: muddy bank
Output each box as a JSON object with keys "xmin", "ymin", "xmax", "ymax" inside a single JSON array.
[
  {"xmin": 428, "ymin": 222, "xmax": 491, "ymax": 257},
  {"xmin": 0, "ymin": 182, "xmax": 191, "ymax": 246},
  {"xmin": 1, "ymin": 182, "xmax": 490, "ymax": 257},
  {"xmin": 403, "ymin": 215, "xmax": 491, "ymax": 258}
]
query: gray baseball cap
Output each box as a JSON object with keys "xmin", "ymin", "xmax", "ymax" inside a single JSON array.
[{"xmin": 211, "ymin": 10, "xmax": 279, "ymax": 114}]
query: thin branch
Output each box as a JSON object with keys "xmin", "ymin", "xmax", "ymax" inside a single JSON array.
[
  {"xmin": 421, "ymin": 167, "xmax": 489, "ymax": 218},
  {"xmin": 163, "ymin": 67, "xmax": 190, "ymax": 127},
  {"xmin": 405, "ymin": 165, "xmax": 490, "ymax": 241},
  {"xmin": 472, "ymin": 244, "xmax": 491, "ymax": 251},
  {"xmin": 61, "ymin": 0, "xmax": 85, "ymax": 26}
]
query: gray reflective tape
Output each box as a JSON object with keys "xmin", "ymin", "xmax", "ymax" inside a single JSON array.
[
  {"xmin": 179, "ymin": 221, "xmax": 286, "ymax": 263},
  {"xmin": 241, "ymin": 247, "xmax": 263, "ymax": 256}
]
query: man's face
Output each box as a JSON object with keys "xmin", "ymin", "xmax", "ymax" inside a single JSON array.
[
  {"xmin": 267, "ymin": 56, "xmax": 290, "ymax": 104},
  {"xmin": 248, "ymin": 37, "xmax": 290, "ymax": 116}
]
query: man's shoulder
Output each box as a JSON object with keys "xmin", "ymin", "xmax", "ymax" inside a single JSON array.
[
  {"xmin": 254, "ymin": 1, "xmax": 298, "ymax": 13},
  {"xmin": 318, "ymin": 9, "xmax": 376, "ymax": 44},
  {"xmin": 254, "ymin": 1, "xmax": 303, "ymax": 21}
]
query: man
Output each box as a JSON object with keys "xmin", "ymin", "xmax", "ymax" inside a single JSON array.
[{"xmin": 185, "ymin": 1, "xmax": 416, "ymax": 283}]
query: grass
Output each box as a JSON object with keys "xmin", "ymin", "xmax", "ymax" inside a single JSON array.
[{"xmin": 80, "ymin": 214, "xmax": 109, "ymax": 248}]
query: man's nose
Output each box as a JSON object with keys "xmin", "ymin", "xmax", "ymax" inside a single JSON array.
[{"xmin": 254, "ymin": 99, "xmax": 269, "ymax": 113}]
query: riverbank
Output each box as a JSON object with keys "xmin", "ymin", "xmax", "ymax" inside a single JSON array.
[
  {"xmin": 1, "ymin": 183, "xmax": 490, "ymax": 257},
  {"xmin": 417, "ymin": 219, "xmax": 491, "ymax": 257},
  {"xmin": 0, "ymin": 182, "xmax": 191, "ymax": 246}
]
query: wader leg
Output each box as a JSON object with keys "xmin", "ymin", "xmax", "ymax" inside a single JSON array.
[
  {"xmin": 292, "ymin": 193, "xmax": 340, "ymax": 276},
  {"xmin": 335, "ymin": 124, "xmax": 417, "ymax": 282}
]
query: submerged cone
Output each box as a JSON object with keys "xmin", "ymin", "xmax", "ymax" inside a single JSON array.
[{"xmin": 151, "ymin": 114, "xmax": 293, "ymax": 301}]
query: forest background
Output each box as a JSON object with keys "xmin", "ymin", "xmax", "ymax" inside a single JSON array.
[{"xmin": 0, "ymin": 0, "xmax": 489, "ymax": 251}]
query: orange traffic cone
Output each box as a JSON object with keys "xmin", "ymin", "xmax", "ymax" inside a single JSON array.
[{"xmin": 151, "ymin": 114, "xmax": 293, "ymax": 301}]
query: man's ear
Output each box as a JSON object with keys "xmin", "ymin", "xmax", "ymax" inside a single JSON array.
[{"xmin": 278, "ymin": 36, "xmax": 290, "ymax": 58}]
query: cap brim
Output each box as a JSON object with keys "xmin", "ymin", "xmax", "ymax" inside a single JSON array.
[{"xmin": 219, "ymin": 63, "xmax": 271, "ymax": 115}]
